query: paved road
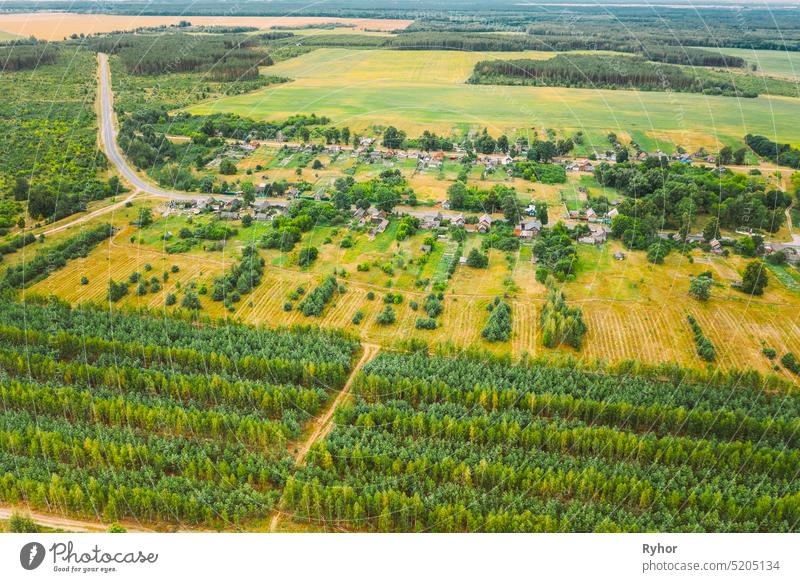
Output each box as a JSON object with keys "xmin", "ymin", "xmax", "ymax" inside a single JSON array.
[
  {"xmin": 98, "ymin": 53, "xmax": 187, "ymax": 199},
  {"xmin": 36, "ymin": 55, "xmax": 215, "ymax": 237}
]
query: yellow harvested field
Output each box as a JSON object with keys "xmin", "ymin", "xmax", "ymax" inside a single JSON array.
[
  {"xmin": 0, "ymin": 13, "xmax": 412, "ymax": 40},
  {"xmin": 27, "ymin": 216, "xmax": 800, "ymax": 381}
]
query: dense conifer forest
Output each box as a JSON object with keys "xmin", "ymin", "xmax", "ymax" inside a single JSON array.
[
  {"xmin": 284, "ymin": 351, "xmax": 800, "ymax": 532},
  {"xmin": 0, "ymin": 298, "xmax": 358, "ymax": 525}
]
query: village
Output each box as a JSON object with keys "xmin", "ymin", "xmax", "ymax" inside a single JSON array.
[
  {"xmin": 152, "ymin": 131, "xmax": 800, "ymax": 270},
  {"xmin": 163, "ymin": 183, "xmax": 800, "ymax": 268}
]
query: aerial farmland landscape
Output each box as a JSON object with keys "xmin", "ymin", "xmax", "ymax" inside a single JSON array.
[{"xmin": 0, "ymin": 1, "xmax": 799, "ymax": 561}]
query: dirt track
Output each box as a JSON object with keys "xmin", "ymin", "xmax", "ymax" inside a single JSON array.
[
  {"xmin": 0, "ymin": 506, "xmax": 153, "ymax": 533},
  {"xmin": 268, "ymin": 343, "xmax": 380, "ymax": 532}
]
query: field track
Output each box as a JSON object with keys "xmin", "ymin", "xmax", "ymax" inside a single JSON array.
[
  {"xmin": 0, "ymin": 506, "xmax": 153, "ymax": 533},
  {"xmin": 268, "ymin": 343, "xmax": 380, "ymax": 532}
]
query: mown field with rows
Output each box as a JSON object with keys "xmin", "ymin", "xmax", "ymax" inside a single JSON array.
[
  {"xmin": 285, "ymin": 351, "xmax": 800, "ymax": 532},
  {"xmin": 0, "ymin": 298, "xmax": 358, "ymax": 528}
]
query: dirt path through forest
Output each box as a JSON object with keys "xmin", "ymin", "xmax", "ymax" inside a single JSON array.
[{"xmin": 268, "ymin": 343, "xmax": 380, "ymax": 532}]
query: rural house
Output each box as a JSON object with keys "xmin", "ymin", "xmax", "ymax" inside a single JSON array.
[
  {"xmin": 477, "ymin": 214, "xmax": 493, "ymax": 233},
  {"xmin": 516, "ymin": 219, "xmax": 542, "ymax": 238}
]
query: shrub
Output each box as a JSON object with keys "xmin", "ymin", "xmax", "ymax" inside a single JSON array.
[
  {"xmin": 415, "ymin": 317, "xmax": 437, "ymax": 330},
  {"xmin": 384, "ymin": 293, "xmax": 403, "ymax": 304},
  {"xmin": 376, "ymin": 305, "xmax": 396, "ymax": 325},
  {"xmin": 781, "ymin": 352, "xmax": 800, "ymax": 375},
  {"xmin": 8, "ymin": 513, "xmax": 39, "ymax": 533},
  {"xmin": 298, "ymin": 246, "xmax": 319, "ymax": 268},
  {"xmin": 688, "ymin": 275, "xmax": 712, "ymax": 301},
  {"xmin": 466, "ymin": 248, "xmax": 489, "ymax": 268},
  {"xmin": 482, "ymin": 298, "xmax": 511, "ymax": 342},
  {"xmin": 108, "ymin": 280, "xmax": 129, "ymax": 302},
  {"xmin": 687, "ymin": 315, "xmax": 716, "ymax": 362},
  {"xmin": 424, "ymin": 295, "xmax": 443, "ymax": 318},
  {"xmin": 181, "ymin": 291, "xmax": 202, "ymax": 310}
]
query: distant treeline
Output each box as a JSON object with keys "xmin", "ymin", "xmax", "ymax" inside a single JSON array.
[
  {"xmin": 0, "ymin": 44, "xmax": 59, "ymax": 72},
  {"xmin": 293, "ymin": 34, "xmax": 388, "ymax": 48},
  {"xmin": 632, "ymin": 46, "xmax": 743, "ymax": 68},
  {"xmin": 258, "ymin": 32, "xmax": 297, "ymax": 41},
  {"xmin": 188, "ymin": 25, "xmax": 260, "ymax": 34},
  {"xmin": 524, "ymin": 21, "xmax": 800, "ymax": 53},
  {"xmin": 469, "ymin": 55, "xmax": 756, "ymax": 98},
  {"xmin": 90, "ymin": 33, "xmax": 272, "ymax": 81},
  {"xmin": 745, "ymin": 135, "xmax": 800, "ymax": 169},
  {"xmin": 285, "ymin": 32, "xmax": 743, "ymax": 67},
  {"xmin": 409, "ymin": 12, "xmax": 800, "ymax": 53},
  {"xmin": 271, "ymin": 22, "xmax": 357, "ymax": 30}
]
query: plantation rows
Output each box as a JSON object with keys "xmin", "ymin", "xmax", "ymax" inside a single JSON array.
[
  {"xmin": 0, "ymin": 299, "xmax": 359, "ymax": 527},
  {"xmin": 282, "ymin": 352, "xmax": 800, "ymax": 532},
  {"xmin": 358, "ymin": 353, "xmax": 800, "ymax": 420},
  {"xmin": 0, "ymin": 298, "xmax": 357, "ymax": 368}
]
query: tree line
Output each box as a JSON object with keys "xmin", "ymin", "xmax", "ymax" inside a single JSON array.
[
  {"xmin": 0, "ymin": 43, "xmax": 59, "ymax": 71},
  {"xmin": 746, "ymin": 134, "xmax": 800, "ymax": 169},
  {"xmin": 91, "ymin": 33, "xmax": 273, "ymax": 81},
  {"xmin": 1, "ymin": 224, "xmax": 113, "ymax": 290},
  {"xmin": 469, "ymin": 55, "xmax": 756, "ymax": 97},
  {"xmin": 287, "ymin": 31, "xmax": 745, "ymax": 68}
]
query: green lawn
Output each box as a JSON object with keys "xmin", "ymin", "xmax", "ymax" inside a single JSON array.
[{"xmin": 187, "ymin": 48, "xmax": 800, "ymax": 150}]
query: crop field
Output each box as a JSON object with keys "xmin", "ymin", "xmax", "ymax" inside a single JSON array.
[
  {"xmin": 187, "ymin": 48, "xmax": 800, "ymax": 150},
  {"xmin": 282, "ymin": 350, "xmax": 800, "ymax": 532},
  {"xmin": 0, "ymin": 298, "xmax": 358, "ymax": 529},
  {"xmin": 704, "ymin": 47, "xmax": 800, "ymax": 80},
  {"xmin": 0, "ymin": 29, "xmax": 21, "ymax": 41},
  {"xmin": 0, "ymin": 13, "xmax": 412, "ymax": 40}
]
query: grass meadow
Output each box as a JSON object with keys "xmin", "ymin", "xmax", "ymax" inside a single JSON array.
[{"xmin": 704, "ymin": 47, "xmax": 800, "ymax": 80}]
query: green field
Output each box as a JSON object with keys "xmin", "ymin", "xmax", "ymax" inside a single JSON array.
[
  {"xmin": 0, "ymin": 29, "xmax": 21, "ymax": 41},
  {"xmin": 187, "ymin": 48, "xmax": 800, "ymax": 150},
  {"xmin": 706, "ymin": 47, "xmax": 800, "ymax": 80},
  {"xmin": 766, "ymin": 262, "xmax": 800, "ymax": 293}
]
